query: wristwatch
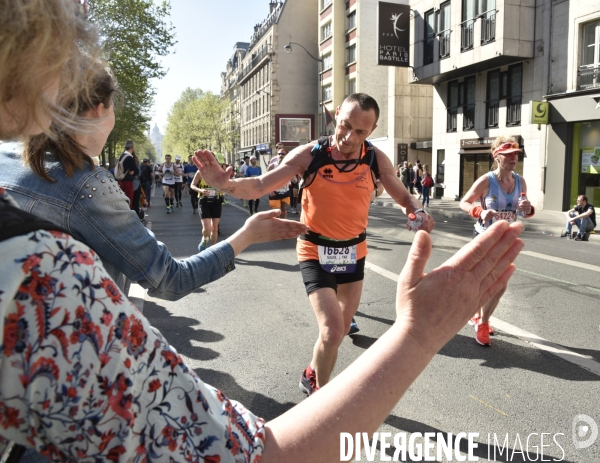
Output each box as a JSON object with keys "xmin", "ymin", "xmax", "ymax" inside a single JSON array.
[{"xmin": 414, "ymin": 208, "xmax": 425, "ymax": 215}]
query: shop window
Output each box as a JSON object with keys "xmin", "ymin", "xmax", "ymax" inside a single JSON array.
[{"xmin": 570, "ymin": 120, "xmax": 600, "ymax": 207}]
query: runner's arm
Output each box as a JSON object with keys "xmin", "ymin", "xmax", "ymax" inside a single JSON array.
[
  {"xmin": 375, "ymin": 149, "xmax": 434, "ymax": 232},
  {"xmin": 194, "ymin": 147, "xmax": 311, "ymax": 199},
  {"xmin": 460, "ymin": 175, "xmax": 496, "ymax": 221}
]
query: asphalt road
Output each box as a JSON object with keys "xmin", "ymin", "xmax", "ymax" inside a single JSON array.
[{"xmin": 142, "ymin": 187, "xmax": 600, "ymax": 462}]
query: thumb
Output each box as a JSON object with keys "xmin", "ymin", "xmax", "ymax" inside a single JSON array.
[{"xmin": 398, "ymin": 230, "xmax": 432, "ymax": 291}]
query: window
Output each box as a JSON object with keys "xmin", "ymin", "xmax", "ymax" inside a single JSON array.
[
  {"xmin": 347, "ymin": 44, "xmax": 356, "ymax": 63},
  {"xmin": 486, "ymin": 69, "xmax": 500, "ymax": 128},
  {"xmin": 424, "ymin": 10, "xmax": 435, "ymax": 65},
  {"xmin": 347, "ymin": 78, "xmax": 356, "ymax": 96},
  {"xmin": 347, "ymin": 11, "xmax": 356, "ymax": 31},
  {"xmin": 438, "ymin": 1, "xmax": 451, "ymax": 59},
  {"xmin": 506, "ymin": 64, "xmax": 522, "ymax": 126},
  {"xmin": 321, "ymin": 0, "xmax": 332, "ymax": 10},
  {"xmin": 322, "ymin": 22, "xmax": 332, "ymax": 41},
  {"xmin": 447, "ymin": 81, "xmax": 458, "ymax": 132},
  {"xmin": 463, "ymin": 76, "xmax": 476, "ymax": 130},
  {"xmin": 322, "ymin": 84, "xmax": 332, "ymax": 102},
  {"xmin": 580, "ymin": 20, "xmax": 600, "ymax": 89},
  {"xmin": 480, "ymin": 0, "xmax": 496, "ymax": 44},
  {"xmin": 461, "ymin": 0, "xmax": 475, "ymax": 51},
  {"xmin": 322, "ymin": 53, "xmax": 332, "ymax": 71}
]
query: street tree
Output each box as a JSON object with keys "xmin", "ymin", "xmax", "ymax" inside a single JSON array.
[{"xmin": 88, "ymin": 0, "xmax": 176, "ymax": 167}]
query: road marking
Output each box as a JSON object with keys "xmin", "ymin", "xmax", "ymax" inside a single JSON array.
[
  {"xmin": 521, "ymin": 250, "xmax": 600, "ymax": 273},
  {"xmin": 470, "ymin": 396, "xmax": 508, "ymax": 416},
  {"xmin": 364, "ymin": 260, "xmax": 600, "ymax": 377}
]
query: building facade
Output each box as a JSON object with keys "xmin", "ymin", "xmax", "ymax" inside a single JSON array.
[
  {"xmin": 150, "ymin": 123, "xmax": 163, "ymax": 163},
  {"xmin": 318, "ymin": 0, "xmax": 434, "ymax": 171},
  {"xmin": 409, "ymin": 0, "xmax": 600, "ymax": 210},
  {"xmin": 235, "ymin": 0, "xmax": 318, "ymax": 170},
  {"xmin": 220, "ymin": 42, "xmax": 249, "ymax": 165}
]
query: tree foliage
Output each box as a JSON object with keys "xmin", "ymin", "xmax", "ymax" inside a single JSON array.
[
  {"xmin": 88, "ymin": 0, "xmax": 176, "ymax": 167},
  {"xmin": 163, "ymin": 89, "xmax": 229, "ymax": 159}
]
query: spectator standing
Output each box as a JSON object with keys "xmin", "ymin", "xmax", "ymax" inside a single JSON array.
[
  {"xmin": 400, "ymin": 161, "xmax": 410, "ymax": 190},
  {"xmin": 408, "ymin": 162, "xmax": 415, "ymax": 194},
  {"xmin": 245, "ymin": 156, "xmax": 262, "ymax": 215},
  {"xmin": 139, "ymin": 158, "xmax": 154, "ymax": 209},
  {"xmin": 117, "ymin": 140, "xmax": 139, "ymax": 209},
  {"xmin": 421, "ymin": 165, "xmax": 434, "ymax": 207}
]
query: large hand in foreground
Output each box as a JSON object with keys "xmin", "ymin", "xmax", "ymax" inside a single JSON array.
[
  {"xmin": 395, "ymin": 221, "xmax": 524, "ymax": 351},
  {"xmin": 226, "ymin": 210, "xmax": 308, "ymax": 256},
  {"xmin": 193, "ymin": 150, "xmax": 233, "ymax": 190}
]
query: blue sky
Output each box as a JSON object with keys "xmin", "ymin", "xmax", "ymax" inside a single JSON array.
[{"xmin": 150, "ymin": 0, "xmax": 271, "ymax": 133}]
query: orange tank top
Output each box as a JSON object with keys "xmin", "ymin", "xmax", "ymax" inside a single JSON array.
[{"xmin": 297, "ymin": 143, "xmax": 375, "ymax": 261}]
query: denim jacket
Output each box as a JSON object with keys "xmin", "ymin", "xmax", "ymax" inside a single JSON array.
[{"xmin": 0, "ymin": 142, "xmax": 235, "ymax": 301}]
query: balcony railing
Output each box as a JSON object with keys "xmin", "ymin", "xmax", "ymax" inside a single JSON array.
[
  {"xmin": 461, "ymin": 19, "xmax": 474, "ymax": 51},
  {"xmin": 578, "ymin": 65, "xmax": 600, "ymax": 90},
  {"xmin": 506, "ymin": 97, "xmax": 522, "ymax": 126},
  {"xmin": 486, "ymin": 101, "xmax": 499, "ymax": 128},
  {"xmin": 438, "ymin": 30, "xmax": 451, "ymax": 59},
  {"xmin": 481, "ymin": 10, "xmax": 496, "ymax": 45},
  {"xmin": 447, "ymin": 108, "xmax": 457, "ymax": 132},
  {"xmin": 463, "ymin": 104, "xmax": 475, "ymax": 130},
  {"xmin": 239, "ymin": 46, "xmax": 270, "ymax": 81}
]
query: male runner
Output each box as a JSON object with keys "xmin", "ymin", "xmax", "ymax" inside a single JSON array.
[
  {"xmin": 194, "ymin": 93, "xmax": 434, "ymax": 395},
  {"xmin": 184, "ymin": 154, "xmax": 199, "ymax": 214},
  {"xmin": 174, "ymin": 156, "xmax": 184, "ymax": 208},
  {"xmin": 161, "ymin": 154, "xmax": 180, "ymax": 213}
]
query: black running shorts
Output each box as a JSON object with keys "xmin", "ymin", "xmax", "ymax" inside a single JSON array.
[
  {"xmin": 200, "ymin": 200, "xmax": 222, "ymax": 219},
  {"xmin": 162, "ymin": 183, "xmax": 175, "ymax": 189},
  {"xmin": 299, "ymin": 257, "xmax": 366, "ymax": 294}
]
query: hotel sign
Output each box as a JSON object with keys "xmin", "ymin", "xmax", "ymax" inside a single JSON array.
[
  {"xmin": 460, "ymin": 136, "xmax": 523, "ymax": 149},
  {"xmin": 378, "ymin": 2, "xmax": 410, "ymax": 67}
]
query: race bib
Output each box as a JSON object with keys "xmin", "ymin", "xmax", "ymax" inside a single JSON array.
[
  {"xmin": 204, "ymin": 189, "xmax": 216, "ymax": 197},
  {"xmin": 492, "ymin": 210, "xmax": 516, "ymax": 223},
  {"xmin": 318, "ymin": 245, "xmax": 357, "ymax": 274}
]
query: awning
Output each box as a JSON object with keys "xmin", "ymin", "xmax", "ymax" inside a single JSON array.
[
  {"xmin": 410, "ymin": 140, "xmax": 433, "ymax": 150},
  {"xmin": 238, "ymin": 147, "xmax": 254, "ymax": 154},
  {"xmin": 458, "ymin": 149, "xmax": 491, "ymax": 155}
]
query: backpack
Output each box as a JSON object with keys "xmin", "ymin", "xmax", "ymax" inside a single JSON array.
[
  {"xmin": 299, "ymin": 137, "xmax": 379, "ymax": 199},
  {"xmin": 113, "ymin": 152, "xmax": 132, "ymax": 181},
  {"xmin": 423, "ymin": 175, "xmax": 434, "ymax": 188}
]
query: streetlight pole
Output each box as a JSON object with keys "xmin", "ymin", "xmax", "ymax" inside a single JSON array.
[{"xmin": 284, "ymin": 42, "xmax": 323, "ymax": 138}]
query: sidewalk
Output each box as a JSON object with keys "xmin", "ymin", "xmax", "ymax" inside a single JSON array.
[{"xmin": 372, "ymin": 192, "xmax": 600, "ymax": 243}]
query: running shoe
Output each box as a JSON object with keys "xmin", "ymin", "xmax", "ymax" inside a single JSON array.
[
  {"xmin": 198, "ymin": 239, "xmax": 208, "ymax": 252},
  {"xmin": 299, "ymin": 365, "xmax": 319, "ymax": 396},
  {"xmin": 178, "ymin": 201, "xmax": 183, "ymax": 208},
  {"xmin": 468, "ymin": 316, "xmax": 494, "ymax": 335},
  {"xmin": 166, "ymin": 206, "xmax": 171, "ymax": 214},
  {"xmin": 348, "ymin": 318, "xmax": 360, "ymax": 335},
  {"xmin": 574, "ymin": 234, "xmax": 583, "ymax": 241},
  {"xmin": 476, "ymin": 322, "xmax": 491, "ymax": 346}
]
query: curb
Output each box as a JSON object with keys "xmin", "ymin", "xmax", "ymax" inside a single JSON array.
[{"xmin": 371, "ymin": 200, "xmax": 600, "ymax": 243}]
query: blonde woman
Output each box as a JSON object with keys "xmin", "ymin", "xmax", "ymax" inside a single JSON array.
[{"xmin": 460, "ymin": 136, "xmax": 533, "ymax": 346}]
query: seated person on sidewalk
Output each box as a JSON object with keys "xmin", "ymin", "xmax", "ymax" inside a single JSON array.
[{"xmin": 564, "ymin": 195, "xmax": 596, "ymax": 241}]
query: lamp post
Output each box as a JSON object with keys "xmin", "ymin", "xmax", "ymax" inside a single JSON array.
[{"xmin": 284, "ymin": 42, "xmax": 324, "ymax": 138}]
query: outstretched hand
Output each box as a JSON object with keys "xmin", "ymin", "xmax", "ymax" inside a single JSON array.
[
  {"xmin": 395, "ymin": 221, "xmax": 524, "ymax": 350},
  {"xmin": 226, "ymin": 210, "xmax": 308, "ymax": 256},
  {"xmin": 193, "ymin": 150, "xmax": 233, "ymax": 189}
]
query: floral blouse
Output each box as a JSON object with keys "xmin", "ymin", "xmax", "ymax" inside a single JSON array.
[{"xmin": 0, "ymin": 229, "xmax": 265, "ymax": 462}]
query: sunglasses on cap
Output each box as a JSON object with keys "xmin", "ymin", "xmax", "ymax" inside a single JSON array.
[{"xmin": 493, "ymin": 141, "xmax": 522, "ymax": 156}]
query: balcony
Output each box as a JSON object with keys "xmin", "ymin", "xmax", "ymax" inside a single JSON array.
[
  {"xmin": 447, "ymin": 108, "xmax": 457, "ymax": 132},
  {"xmin": 506, "ymin": 96, "xmax": 521, "ymax": 126},
  {"xmin": 412, "ymin": 1, "xmax": 534, "ymax": 85},
  {"xmin": 578, "ymin": 65, "xmax": 600, "ymax": 90},
  {"xmin": 486, "ymin": 101, "xmax": 499, "ymax": 128},
  {"xmin": 239, "ymin": 46, "xmax": 270, "ymax": 82},
  {"xmin": 463, "ymin": 104, "xmax": 475, "ymax": 130}
]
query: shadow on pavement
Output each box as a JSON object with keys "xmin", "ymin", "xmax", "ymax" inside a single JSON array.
[
  {"xmin": 235, "ymin": 257, "xmax": 300, "ymax": 273},
  {"xmin": 144, "ymin": 300, "xmax": 222, "ymax": 361}
]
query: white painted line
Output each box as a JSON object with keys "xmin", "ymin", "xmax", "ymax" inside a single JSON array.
[
  {"xmin": 227, "ymin": 201, "xmax": 248, "ymax": 213},
  {"xmin": 128, "ymin": 283, "xmax": 147, "ymax": 313},
  {"xmin": 521, "ymin": 250, "xmax": 600, "ymax": 273},
  {"xmin": 364, "ymin": 260, "xmax": 600, "ymax": 378}
]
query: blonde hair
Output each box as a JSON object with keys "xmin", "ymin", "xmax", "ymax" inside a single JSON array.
[
  {"xmin": 0, "ymin": 0, "xmax": 99, "ymax": 140},
  {"xmin": 490, "ymin": 135, "xmax": 518, "ymax": 170}
]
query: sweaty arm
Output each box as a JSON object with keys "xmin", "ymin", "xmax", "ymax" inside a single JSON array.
[{"xmin": 194, "ymin": 147, "xmax": 311, "ymax": 199}]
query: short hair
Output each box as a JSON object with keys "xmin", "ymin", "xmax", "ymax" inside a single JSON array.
[
  {"xmin": 579, "ymin": 195, "xmax": 588, "ymax": 202},
  {"xmin": 244, "ymin": 155, "xmax": 250, "ymax": 160},
  {"xmin": 165, "ymin": 154, "xmax": 171, "ymax": 158},
  {"xmin": 124, "ymin": 140, "xmax": 135, "ymax": 151},
  {"xmin": 343, "ymin": 93, "xmax": 380, "ymax": 122}
]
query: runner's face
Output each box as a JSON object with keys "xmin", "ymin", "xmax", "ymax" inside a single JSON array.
[
  {"xmin": 334, "ymin": 101, "xmax": 377, "ymax": 155},
  {"xmin": 495, "ymin": 151, "xmax": 519, "ymax": 171}
]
